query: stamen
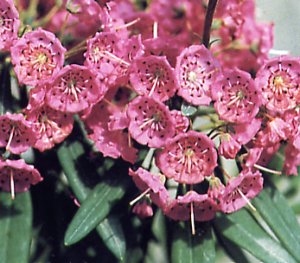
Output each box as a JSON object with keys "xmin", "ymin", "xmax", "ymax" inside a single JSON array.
[
  {"xmin": 115, "ymin": 18, "xmax": 140, "ymax": 30},
  {"xmin": 153, "ymin": 21, "xmax": 158, "ymax": 39},
  {"xmin": 253, "ymin": 163, "xmax": 282, "ymax": 175},
  {"xmin": 10, "ymin": 170, "xmax": 15, "ymax": 200},
  {"xmin": 6, "ymin": 126, "xmax": 15, "ymax": 152},
  {"xmin": 237, "ymin": 188, "xmax": 256, "ymax": 211},
  {"xmin": 129, "ymin": 188, "xmax": 151, "ymax": 206},
  {"xmin": 190, "ymin": 202, "xmax": 196, "ymax": 235}
]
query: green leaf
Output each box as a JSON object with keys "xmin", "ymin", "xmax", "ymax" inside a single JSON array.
[
  {"xmin": 64, "ymin": 179, "xmax": 127, "ymax": 246},
  {"xmin": 96, "ymin": 215, "xmax": 126, "ymax": 261},
  {"xmin": 252, "ymin": 185, "xmax": 300, "ymax": 261},
  {"xmin": 58, "ymin": 143, "xmax": 127, "ymax": 260},
  {"xmin": 171, "ymin": 222, "xmax": 216, "ymax": 263},
  {"xmin": 181, "ymin": 103, "xmax": 197, "ymax": 116},
  {"xmin": 217, "ymin": 235, "xmax": 250, "ymax": 263},
  {"xmin": 0, "ymin": 192, "xmax": 32, "ymax": 263},
  {"xmin": 214, "ymin": 209, "xmax": 297, "ymax": 263},
  {"xmin": 57, "ymin": 142, "xmax": 89, "ymax": 201}
]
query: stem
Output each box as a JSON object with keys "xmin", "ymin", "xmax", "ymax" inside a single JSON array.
[{"xmin": 202, "ymin": 0, "xmax": 219, "ymax": 48}]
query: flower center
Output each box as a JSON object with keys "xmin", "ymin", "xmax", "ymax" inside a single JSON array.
[
  {"xmin": 185, "ymin": 148, "xmax": 195, "ymax": 157},
  {"xmin": 273, "ymin": 75, "xmax": 285, "ymax": 89},
  {"xmin": 188, "ymin": 71, "xmax": 197, "ymax": 82}
]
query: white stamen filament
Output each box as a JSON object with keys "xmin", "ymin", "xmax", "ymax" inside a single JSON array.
[
  {"xmin": 10, "ymin": 170, "xmax": 15, "ymax": 200},
  {"xmin": 237, "ymin": 188, "xmax": 256, "ymax": 211},
  {"xmin": 129, "ymin": 188, "xmax": 150, "ymax": 206},
  {"xmin": 6, "ymin": 126, "xmax": 15, "ymax": 152},
  {"xmin": 153, "ymin": 21, "xmax": 158, "ymax": 39},
  {"xmin": 190, "ymin": 202, "xmax": 196, "ymax": 235},
  {"xmin": 253, "ymin": 164, "xmax": 282, "ymax": 175},
  {"xmin": 115, "ymin": 18, "xmax": 140, "ymax": 30}
]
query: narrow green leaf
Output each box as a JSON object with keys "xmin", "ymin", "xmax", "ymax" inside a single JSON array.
[
  {"xmin": 64, "ymin": 179, "xmax": 127, "ymax": 245},
  {"xmin": 217, "ymin": 235, "xmax": 250, "ymax": 263},
  {"xmin": 252, "ymin": 185, "xmax": 300, "ymax": 261},
  {"xmin": 96, "ymin": 215, "xmax": 126, "ymax": 261},
  {"xmin": 171, "ymin": 222, "xmax": 216, "ymax": 263},
  {"xmin": 58, "ymin": 143, "xmax": 127, "ymax": 260},
  {"xmin": 214, "ymin": 209, "xmax": 297, "ymax": 263},
  {"xmin": 0, "ymin": 192, "xmax": 32, "ymax": 263},
  {"xmin": 57, "ymin": 142, "xmax": 89, "ymax": 201}
]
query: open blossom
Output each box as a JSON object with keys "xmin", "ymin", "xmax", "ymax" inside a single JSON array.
[
  {"xmin": 212, "ymin": 68, "xmax": 261, "ymax": 123},
  {"xmin": 127, "ymin": 96, "xmax": 175, "ymax": 148},
  {"xmin": 84, "ymin": 31, "xmax": 128, "ymax": 85},
  {"xmin": 0, "ymin": 0, "xmax": 20, "ymax": 51},
  {"xmin": 129, "ymin": 55, "xmax": 178, "ymax": 102},
  {"xmin": 0, "ymin": 159, "xmax": 43, "ymax": 198},
  {"xmin": 0, "ymin": 112, "xmax": 37, "ymax": 154},
  {"xmin": 25, "ymin": 87, "xmax": 74, "ymax": 152},
  {"xmin": 255, "ymin": 56, "xmax": 300, "ymax": 113},
  {"xmin": 165, "ymin": 191, "xmax": 218, "ymax": 222},
  {"xmin": 175, "ymin": 45, "xmax": 220, "ymax": 106},
  {"xmin": 156, "ymin": 130, "xmax": 217, "ymax": 184},
  {"xmin": 220, "ymin": 169, "xmax": 263, "ymax": 213},
  {"xmin": 11, "ymin": 28, "xmax": 66, "ymax": 86},
  {"xmin": 46, "ymin": 64, "xmax": 106, "ymax": 113},
  {"xmin": 129, "ymin": 168, "xmax": 170, "ymax": 211}
]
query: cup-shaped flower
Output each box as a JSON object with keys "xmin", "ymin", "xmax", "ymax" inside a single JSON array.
[
  {"xmin": 165, "ymin": 191, "xmax": 218, "ymax": 222},
  {"xmin": 255, "ymin": 56, "xmax": 300, "ymax": 113},
  {"xmin": 220, "ymin": 169, "xmax": 263, "ymax": 213},
  {"xmin": 127, "ymin": 96, "xmax": 175, "ymax": 148},
  {"xmin": 212, "ymin": 68, "xmax": 261, "ymax": 123},
  {"xmin": 0, "ymin": 159, "xmax": 43, "ymax": 199},
  {"xmin": 11, "ymin": 28, "xmax": 66, "ymax": 86},
  {"xmin": 0, "ymin": 112, "xmax": 37, "ymax": 154},
  {"xmin": 175, "ymin": 44, "xmax": 220, "ymax": 106},
  {"xmin": 0, "ymin": 0, "xmax": 20, "ymax": 51},
  {"xmin": 156, "ymin": 130, "xmax": 217, "ymax": 184},
  {"xmin": 129, "ymin": 55, "xmax": 178, "ymax": 102},
  {"xmin": 46, "ymin": 64, "xmax": 106, "ymax": 113}
]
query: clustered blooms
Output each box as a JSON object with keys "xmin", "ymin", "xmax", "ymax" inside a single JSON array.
[{"xmin": 0, "ymin": 0, "xmax": 297, "ymax": 230}]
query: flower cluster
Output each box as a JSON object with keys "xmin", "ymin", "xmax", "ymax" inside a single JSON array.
[{"xmin": 0, "ymin": 0, "xmax": 297, "ymax": 232}]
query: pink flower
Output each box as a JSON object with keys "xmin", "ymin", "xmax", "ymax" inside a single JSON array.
[
  {"xmin": 132, "ymin": 200, "xmax": 153, "ymax": 219},
  {"xmin": 165, "ymin": 191, "xmax": 218, "ymax": 222},
  {"xmin": 156, "ymin": 130, "xmax": 217, "ymax": 184},
  {"xmin": 0, "ymin": 159, "xmax": 43, "ymax": 199},
  {"xmin": 84, "ymin": 101, "xmax": 137, "ymax": 163},
  {"xmin": 175, "ymin": 45, "xmax": 220, "ymax": 106},
  {"xmin": 143, "ymin": 36, "xmax": 181, "ymax": 67},
  {"xmin": 220, "ymin": 169, "xmax": 263, "ymax": 213},
  {"xmin": 255, "ymin": 117, "xmax": 290, "ymax": 147},
  {"xmin": 170, "ymin": 110, "xmax": 189, "ymax": 135},
  {"xmin": 255, "ymin": 56, "xmax": 300, "ymax": 113},
  {"xmin": 127, "ymin": 96, "xmax": 175, "ymax": 148},
  {"xmin": 0, "ymin": 112, "xmax": 37, "ymax": 154},
  {"xmin": 11, "ymin": 28, "xmax": 66, "ymax": 86},
  {"xmin": 283, "ymin": 143, "xmax": 300, "ymax": 176},
  {"xmin": 46, "ymin": 64, "xmax": 106, "ymax": 113},
  {"xmin": 212, "ymin": 68, "xmax": 261, "ymax": 123},
  {"xmin": 129, "ymin": 56, "xmax": 178, "ymax": 102},
  {"xmin": 25, "ymin": 101, "xmax": 74, "ymax": 152},
  {"xmin": 84, "ymin": 31, "xmax": 128, "ymax": 85},
  {"xmin": 0, "ymin": 0, "xmax": 20, "ymax": 51},
  {"xmin": 218, "ymin": 134, "xmax": 241, "ymax": 159},
  {"xmin": 129, "ymin": 168, "xmax": 170, "ymax": 211}
]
